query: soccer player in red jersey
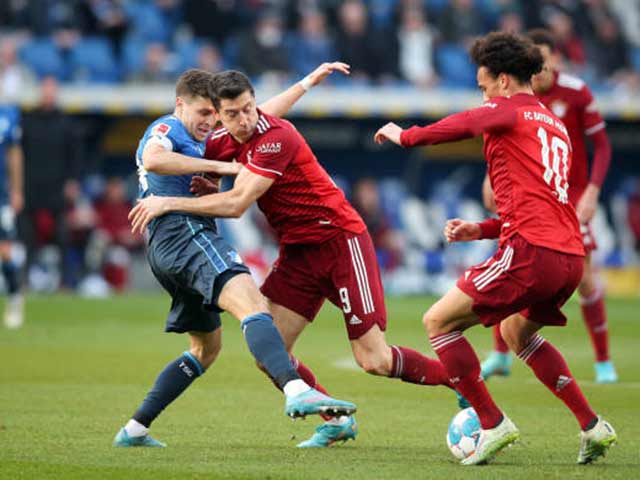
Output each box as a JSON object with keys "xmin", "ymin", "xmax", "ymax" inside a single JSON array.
[
  {"xmin": 130, "ymin": 69, "xmax": 455, "ymax": 448},
  {"xmin": 374, "ymin": 32, "xmax": 616, "ymax": 465},
  {"xmin": 481, "ymin": 29, "xmax": 617, "ymax": 384}
]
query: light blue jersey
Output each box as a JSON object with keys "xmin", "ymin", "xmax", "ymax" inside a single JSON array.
[
  {"xmin": 0, "ymin": 105, "xmax": 22, "ymax": 204},
  {"xmin": 135, "ymin": 114, "xmax": 214, "ymax": 231},
  {"xmin": 136, "ymin": 114, "xmax": 205, "ymax": 198}
]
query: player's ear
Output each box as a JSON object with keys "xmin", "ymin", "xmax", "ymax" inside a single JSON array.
[{"xmin": 176, "ymin": 96, "xmax": 183, "ymax": 109}]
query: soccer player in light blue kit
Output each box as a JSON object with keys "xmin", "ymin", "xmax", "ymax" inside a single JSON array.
[
  {"xmin": 114, "ymin": 66, "xmax": 355, "ymax": 447},
  {"xmin": 0, "ymin": 101, "xmax": 25, "ymax": 329}
]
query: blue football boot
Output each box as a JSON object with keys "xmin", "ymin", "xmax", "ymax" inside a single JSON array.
[
  {"xmin": 297, "ymin": 416, "xmax": 358, "ymax": 448},
  {"xmin": 113, "ymin": 428, "xmax": 166, "ymax": 447},
  {"xmin": 594, "ymin": 361, "xmax": 618, "ymax": 384},
  {"xmin": 285, "ymin": 388, "xmax": 357, "ymax": 418},
  {"xmin": 480, "ymin": 351, "xmax": 513, "ymax": 380}
]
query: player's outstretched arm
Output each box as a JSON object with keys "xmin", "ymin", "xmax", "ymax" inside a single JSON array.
[
  {"xmin": 129, "ymin": 168, "xmax": 274, "ymax": 234},
  {"xmin": 259, "ymin": 62, "xmax": 350, "ymax": 118},
  {"xmin": 142, "ymin": 143, "xmax": 241, "ymax": 176}
]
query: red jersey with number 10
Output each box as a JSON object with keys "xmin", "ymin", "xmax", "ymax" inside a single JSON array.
[
  {"xmin": 204, "ymin": 110, "xmax": 365, "ymax": 244},
  {"xmin": 401, "ymin": 93, "xmax": 584, "ymax": 256},
  {"xmin": 537, "ymin": 71, "xmax": 607, "ymax": 205}
]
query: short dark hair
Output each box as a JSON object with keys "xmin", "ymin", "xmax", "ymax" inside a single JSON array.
[
  {"xmin": 470, "ymin": 31, "xmax": 543, "ymax": 84},
  {"xmin": 175, "ymin": 69, "xmax": 215, "ymax": 100},
  {"xmin": 526, "ymin": 28, "xmax": 556, "ymax": 51},
  {"xmin": 210, "ymin": 70, "xmax": 255, "ymax": 109}
]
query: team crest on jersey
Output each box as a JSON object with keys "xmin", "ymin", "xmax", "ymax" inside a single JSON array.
[
  {"xmin": 256, "ymin": 142, "xmax": 282, "ymax": 154},
  {"xmin": 152, "ymin": 123, "xmax": 171, "ymax": 136},
  {"xmin": 550, "ymin": 101, "xmax": 567, "ymax": 118}
]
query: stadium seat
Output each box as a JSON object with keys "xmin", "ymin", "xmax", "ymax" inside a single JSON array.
[
  {"xmin": 70, "ymin": 37, "xmax": 120, "ymax": 83},
  {"xmin": 19, "ymin": 38, "xmax": 67, "ymax": 80},
  {"xmin": 121, "ymin": 35, "xmax": 149, "ymax": 77},
  {"xmin": 435, "ymin": 43, "xmax": 477, "ymax": 89}
]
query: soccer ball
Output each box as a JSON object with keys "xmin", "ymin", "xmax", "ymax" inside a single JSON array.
[{"xmin": 446, "ymin": 407, "xmax": 481, "ymax": 460}]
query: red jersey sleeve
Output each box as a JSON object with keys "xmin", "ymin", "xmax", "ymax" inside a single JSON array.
[
  {"xmin": 477, "ymin": 218, "xmax": 502, "ymax": 239},
  {"xmin": 245, "ymin": 128, "xmax": 300, "ymax": 180},
  {"xmin": 400, "ymin": 99, "xmax": 518, "ymax": 147},
  {"xmin": 205, "ymin": 128, "xmax": 238, "ymax": 162},
  {"xmin": 579, "ymin": 86, "xmax": 611, "ymax": 187}
]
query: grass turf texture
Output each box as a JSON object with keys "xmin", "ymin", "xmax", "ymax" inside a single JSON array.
[{"xmin": 1, "ymin": 294, "xmax": 638, "ymax": 479}]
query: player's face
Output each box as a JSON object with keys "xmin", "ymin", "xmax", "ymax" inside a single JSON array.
[
  {"xmin": 477, "ymin": 66, "xmax": 507, "ymax": 101},
  {"xmin": 177, "ymin": 95, "xmax": 215, "ymax": 142},
  {"xmin": 215, "ymin": 91, "xmax": 259, "ymax": 143},
  {"xmin": 531, "ymin": 44, "xmax": 557, "ymax": 94}
]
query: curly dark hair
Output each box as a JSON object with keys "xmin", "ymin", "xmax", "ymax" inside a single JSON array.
[
  {"xmin": 175, "ymin": 68, "xmax": 215, "ymax": 100},
  {"xmin": 210, "ymin": 70, "xmax": 255, "ymax": 109},
  {"xmin": 527, "ymin": 28, "xmax": 556, "ymax": 51},
  {"xmin": 470, "ymin": 31, "xmax": 544, "ymax": 84}
]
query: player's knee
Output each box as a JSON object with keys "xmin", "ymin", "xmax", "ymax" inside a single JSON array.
[
  {"xmin": 578, "ymin": 275, "xmax": 596, "ymax": 298},
  {"xmin": 422, "ymin": 309, "xmax": 443, "ymax": 336},
  {"xmin": 500, "ymin": 322, "xmax": 527, "ymax": 354}
]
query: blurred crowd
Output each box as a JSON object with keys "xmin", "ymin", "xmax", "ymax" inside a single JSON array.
[{"xmin": 0, "ymin": 0, "xmax": 639, "ymax": 95}]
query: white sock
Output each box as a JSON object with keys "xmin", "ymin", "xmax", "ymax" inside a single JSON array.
[
  {"xmin": 283, "ymin": 379, "xmax": 311, "ymax": 397},
  {"xmin": 124, "ymin": 419, "xmax": 148, "ymax": 437},
  {"xmin": 326, "ymin": 415, "xmax": 350, "ymax": 426}
]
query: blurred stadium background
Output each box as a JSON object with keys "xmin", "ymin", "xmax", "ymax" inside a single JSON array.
[{"xmin": 2, "ymin": 0, "xmax": 640, "ymax": 298}]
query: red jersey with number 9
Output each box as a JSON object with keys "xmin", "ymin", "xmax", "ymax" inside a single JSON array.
[{"xmin": 401, "ymin": 93, "xmax": 584, "ymax": 256}]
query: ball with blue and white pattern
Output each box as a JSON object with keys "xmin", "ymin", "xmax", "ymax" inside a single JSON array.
[{"xmin": 446, "ymin": 407, "xmax": 481, "ymax": 460}]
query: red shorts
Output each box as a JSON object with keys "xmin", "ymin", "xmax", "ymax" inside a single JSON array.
[
  {"xmin": 457, "ymin": 234, "xmax": 584, "ymax": 327},
  {"xmin": 581, "ymin": 223, "xmax": 597, "ymax": 254},
  {"xmin": 261, "ymin": 229, "xmax": 387, "ymax": 340}
]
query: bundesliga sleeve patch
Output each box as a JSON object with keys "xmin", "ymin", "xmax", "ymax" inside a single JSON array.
[{"xmin": 151, "ymin": 123, "xmax": 172, "ymax": 136}]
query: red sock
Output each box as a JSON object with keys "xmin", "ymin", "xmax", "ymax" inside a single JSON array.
[
  {"xmin": 518, "ymin": 334, "xmax": 597, "ymax": 430},
  {"xmin": 390, "ymin": 345, "xmax": 452, "ymax": 388},
  {"xmin": 289, "ymin": 355, "xmax": 329, "ymax": 395},
  {"xmin": 430, "ymin": 332, "xmax": 503, "ymax": 429},
  {"xmin": 493, "ymin": 324, "xmax": 510, "ymax": 353},
  {"xmin": 580, "ymin": 288, "xmax": 610, "ymax": 362}
]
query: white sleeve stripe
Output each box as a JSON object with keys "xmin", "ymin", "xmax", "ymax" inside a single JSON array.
[
  {"xmin": 247, "ymin": 160, "xmax": 283, "ymax": 176},
  {"xmin": 145, "ymin": 135, "xmax": 173, "ymax": 151},
  {"xmin": 585, "ymin": 122, "xmax": 605, "ymax": 136}
]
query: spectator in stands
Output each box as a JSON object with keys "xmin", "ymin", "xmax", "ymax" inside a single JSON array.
[
  {"xmin": 94, "ymin": 177, "xmax": 142, "ymax": 291},
  {"xmin": 78, "ymin": 0, "xmax": 129, "ymax": 58},
  {"xmin": 590, "ymin": 17, "xmax": 637, "ymax": 86},
  {"xmin": 290, "ymin": 9, "xmax": 337, "ymax": 80},
  {"xmin": 22, "ymin": 77, "xmax": 82, "ymax": 256},
  {"xmin": 0, "ymin": 37, "xmax": 36, "ymax": 100},
  {"xmin": 437, "ymin": 0, "xmax": 483, "ymax": 48},
  {"xmin": 236, "ymin": 9, "xmax": 291, "ymax": 82},
  {"xmin": 547, "ymin": 10, "xmax": 587, "ymax": 69},
  {"xmin": 497, "ymin": 10, "xmax": 524, "ymax": 34},
  {"xmin": 196, "ymin": 43, "xmax": 223, "ymax": 73},
  {"xmin": 183, "ymin": 0, "xmax": 241, "ymax": 45},
  {"xmin": 335, "ymin": 0, "xmax": 396, "ymax": 84},
  {"xmin": 397, "ymin": 4, "xmax": 437, "ymax": 88},
  {"xmin": 128, "ymin": 42, "xmax": 177, "ymax": 83},
  {"xmin": 352, "ymin": 177, "xmax": 405, "ymax": 272},
  {"xmin": 61, "ymin": 178, "xmax": 96, "ymax": 289}
]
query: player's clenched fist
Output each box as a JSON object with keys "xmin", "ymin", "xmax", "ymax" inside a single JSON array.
[
  {"xmin": 374, "ymin": 122, "xmax": 403, "ymax": 146},
  {"xmin": 129, "ymin": 195, "xmax": 170, "ymax": 235},
  {"xmin": 444, "ymin": 218, "xmax": 481, "ymax": 243}
]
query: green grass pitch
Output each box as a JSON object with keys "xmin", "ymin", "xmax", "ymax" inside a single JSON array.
[{"xmin": 1, "ymin": 294, "xmax": 638, "ymax": 479}]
